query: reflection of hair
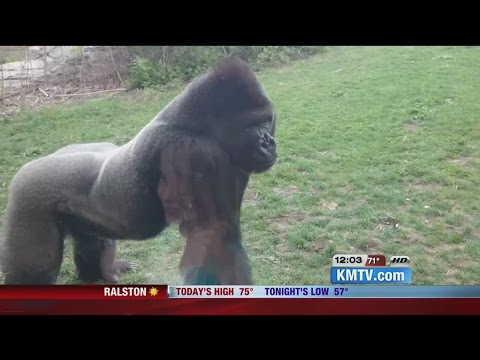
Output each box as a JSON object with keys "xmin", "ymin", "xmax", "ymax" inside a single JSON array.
[{"xmin": 160, "ymin": 133, "xmax": 241, "ymax": 227}]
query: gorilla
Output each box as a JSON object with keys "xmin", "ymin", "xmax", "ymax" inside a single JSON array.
[{"xmin": 0, "ymin": 56, "xmax": 277, "ymax": 285}]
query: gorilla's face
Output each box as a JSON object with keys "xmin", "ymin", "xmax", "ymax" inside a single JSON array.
[
  {"xmin": 179, "ymin": 56, "xmax": 278, "ymax": 175},
  {"xmin": 210, "ymin": 105, "xmax": 277, "ymax": 174},
  {"xmin": 236, "ymin": 112, "xmax": 277, "ymax": 173}
]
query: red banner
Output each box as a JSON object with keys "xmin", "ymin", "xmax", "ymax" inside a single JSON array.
[
  {"xmin": 0, "ymin": 297, "xmax": 479, "ymax": 315},
  {"xmin": 0, "ymin": 285, "xmax": 169, "ymax": 299}
]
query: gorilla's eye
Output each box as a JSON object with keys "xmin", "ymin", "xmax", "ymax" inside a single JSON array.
[
  {"xmin": 245, "ymin": 123, "xmax": 268, "ymax": 137},
  {"xmin": 247, "ymin": 119, "xmax": 269, "ymax": 128}
]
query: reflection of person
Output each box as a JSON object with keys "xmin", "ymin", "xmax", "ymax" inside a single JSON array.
[{"xmin": 157, "ymin": 136, "xmax": 252, "ymax": 285}]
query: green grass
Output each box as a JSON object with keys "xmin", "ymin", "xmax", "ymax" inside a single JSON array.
[{"xmin": 1, "ymin": 46, "xmax": 480, "ymax": 285}]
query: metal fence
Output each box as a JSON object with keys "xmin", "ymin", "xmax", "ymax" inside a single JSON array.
[{"xmin": 0, "ymin": 46, "xmax": 131, "ymax": 117}]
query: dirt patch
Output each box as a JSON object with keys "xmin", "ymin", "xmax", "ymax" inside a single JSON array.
[
  {"xmin": 405, "ymin": 229, "xmax": 426, "ymax": 243},
  {"xmin": 387, "ymin": 228, "xmax": 425, "ymax": 249},
  {"xmin": 270, "ymin": 212, "xmax": 308, "ymax": 235},
  {"xmin": 307, "ymin": 186, "xmax": 322, "ymax": 195},
  {"xmin": 448, "ymin": 156, "xmax": 477, "ymax": 167},
  {"xmin": 472, "ymin": 228, "xmax": 480, "ymax": 240},
  {"xmin": 407, "ymin": 181, "xmax": 441, "ymax": 192},
  {"xmin": 273, "ymin": 185, "xmax": 299, "ymax": 197},
  {"xmin": 272, "ymin": 220, "xmax": 291, "ymax": 234},
  {"xmin": 312, "ymin": 239, "xmax": 325, "ymax": 253},
  {"xmin": 243, "ymin": 189, "xmax": 260, "ymax": 205},
  {"xmin": 362, "ymin": 239, "xmax": 382, "ymax": 253},
  {"xmin": 405, "ymin": 120, "xmax": 419, "ymax": 131},
  {"xmin": 445, "ymin": 224, "xmax": 467, "ymax": 236},
  {"xmin": 322, "ymin": 201, "xmax": 338, "ymax": 211},
  {"xmin": 425, "ymin": 242, "xmax": 466, "ymax": 257},
  {"xmin": 380, "ymin": 213, "xmax": 400, "ymax": 228},
  {"xmin": 346, "ymin": 197, "xmax": 367, "ymax": 210},
  {"xmin": 277, "ymin": 241, "xmax": 290, "ymax": 256},
  {"xmin": 337, "ymin": 185, "xmax": 355, "ymax": 194},
  {"xmin": 442, "ymin": 269, "xmax": 464, "ymax": 285}
]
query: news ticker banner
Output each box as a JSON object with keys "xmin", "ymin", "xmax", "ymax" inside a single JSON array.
[
  {"xmin": 168, "ymin": 285, "xmax": 480, "ymax": 298},
  {"xmin": 2, "ymin": 285, "xmax": 480, "ymax": 299}
]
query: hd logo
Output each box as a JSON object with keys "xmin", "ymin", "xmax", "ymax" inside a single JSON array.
[{"xmin": 389, "ymin": 256, "xmax": 411, "ymax": 267}]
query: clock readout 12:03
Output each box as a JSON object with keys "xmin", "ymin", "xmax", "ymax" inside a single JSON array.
[{"xmin": 332, "ymin": 254, "xmax": 387, "ymax": 267}]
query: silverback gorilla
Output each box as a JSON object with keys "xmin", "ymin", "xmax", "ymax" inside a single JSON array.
[{"xmin": 0, "ymin": 56, "xmax": 277, "ymax": 285}]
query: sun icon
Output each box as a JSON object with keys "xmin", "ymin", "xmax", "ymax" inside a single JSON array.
[{"xmin": 149, "ymin": 287, "xmax": 159, "ymax": 297}]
